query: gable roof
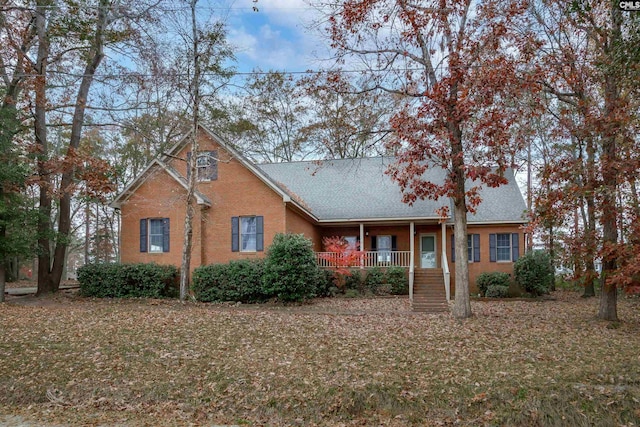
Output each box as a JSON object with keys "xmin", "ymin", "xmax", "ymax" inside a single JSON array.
[
  {"xmin": 110, "ymin": 158, "xmax": 211, "ymax": 209},
  {"xmin": 111, "ymin": 125, "xmax": 526, "ymax": 224},
  {"xmin": 258, "ymin": 157, "xmax": 527, "ymax": 224},
  {"xmin": 110, "ymin": 126, "xmax": 315, "ymax": 218}
]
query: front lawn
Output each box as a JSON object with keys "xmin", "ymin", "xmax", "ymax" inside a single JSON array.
[{"xmin": 1, "ymin": 292, "xmax": 639, "ymax": 426}]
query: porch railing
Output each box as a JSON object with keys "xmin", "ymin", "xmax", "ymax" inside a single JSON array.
[
  {"xmin": 315, "ymin": 251, "xmax": 411, "ymax": 268},
  {"xmin": 441, "ymin": 249, "xmax": 451, "ymax": 301}
]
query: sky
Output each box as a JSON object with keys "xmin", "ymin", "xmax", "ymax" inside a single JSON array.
[{"xmin": 223, "ymin": 0, "xmax": 331, "ymax": 74}]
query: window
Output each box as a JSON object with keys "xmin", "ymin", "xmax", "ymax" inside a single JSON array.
[
  {"xmin": 188, "ymin": 150, "xmax": 218, "ymax": 181},
  {"xmin": 377, "ymin": 235, "xmax": 392, "ymax": 263},
  {"xmin": 140, "ymin": 218, "xmax": 170, "ymax": 253},
  {"xmin": 489, "ymin": 233, "xmax": 520, "ymax": 262},
  {"xmin": 241, "ymin": 216, "xmax": 257, "ymax": 252},
  {"xmin": 451, "ymin": 234, "xmax": 480, "ymax": 262},
  {"xmin": 344, "ymin": 236, "xmax": 358, "ymax": 251},
  {"xmin": 196, "ymin": 154, "xmax": 211, "ymax": 179},
  {"xmin": 231, "ymin": 216, "xmax": 264, "ymax": 252},
  {"xmin": 149, "ymin": 219, "xmax": 164, "ymax": 253},
  {"xmin": 496, "ymin": 234, "xmax": 511, "ymax": 261}
]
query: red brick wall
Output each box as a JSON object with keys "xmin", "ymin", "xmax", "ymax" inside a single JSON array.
[
  {"xmin": 119, "ymin": 133, "xmax": 288, "ymax": 269},
  {"xmin": 285, "ymin": 208, "xmax": 321, "ymax": 251},
  {"xmin": 447, "ymin": 224, "xmax": 524, "ymax": 295}
]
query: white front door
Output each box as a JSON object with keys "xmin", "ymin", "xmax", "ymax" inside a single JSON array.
[{"xmin": 420, "ymin": 234, "xmax": 437, "ymax": 268}]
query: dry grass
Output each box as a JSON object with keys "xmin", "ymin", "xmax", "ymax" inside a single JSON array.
[{"xmin": 1, "ymin": 291, "xmax": 640, "ymax": 426}]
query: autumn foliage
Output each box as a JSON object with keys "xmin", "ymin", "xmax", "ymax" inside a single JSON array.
[{"xmin": 319, "ymin": 236, "xmax": 363, "ymax": 289}]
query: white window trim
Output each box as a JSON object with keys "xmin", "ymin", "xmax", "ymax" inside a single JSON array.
[
  {"xmin": 196, "ymin": 153, "xmax": 212, "ymax": 182},
  {"xmin": 496, "ymin": 233, "xmax": 512, "ymax": 262},
  {"xmin": 148, "ymin": 218, "xmax": 164, "ymax": 253},
  {"xmin": 240, "ymin": 216, "xmax": 257, "ymax": 253},
  {"xmin": 378, "ymin": 234, "xmax": 392, "ymax": 263}
]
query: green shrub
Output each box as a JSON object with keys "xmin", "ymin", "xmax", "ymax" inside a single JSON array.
[
  {"xmin": 78, "ymin": 263, "xmax": 178, "ymax": 299},
  {"xmin": 485, "ymin": 284, "xmax": 509, "ymax": 298},
  {"xmin": 192, "ymin": 259, "xmax": 265, "ymax": 303},
  {"xmin": 262, "ymin": 233, "xmax": 319, "ymax": 302},
  {"xmin": 476, "ymin": 272, "xmax": 511, "ymax": 297},
  {"xmin": 343, "ymin": 269, "xmax": 363, "ymax": 291},
  {"xmin": 364, "ymin": 266, "xmax": 384, "ymax": 293},
  {"xmin": 386, "ymin": 266, "xmax": 408, "ymax": 295},
  {"xmin": 514, "ymin": 250, "xmax": 554, "ymax": 297},
  {"xmin": 316, "ymin": 268, "xmax": 338, "ymax": 297}
]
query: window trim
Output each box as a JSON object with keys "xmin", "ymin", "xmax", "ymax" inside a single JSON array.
[
  {"xmin": 231, "ymin": 216, "xmax": 264, "ymax": 253},
  {"xmin": 451, "ymin": 233, "xmax": 480, "ymax": 263},
  {"xmin": 496, "ymin": 233, "xmax": 512, "ymax": 262},
  {"xmin": 240, "ymin": 216, "xmax": 257, "ymax": 253},
  {"xmin": 148, "ymin": 218, "xmax": 164, "ymax": 253},
  {"xmin": 196, "ymin": 152, "xmax": 212, "ymax": 181},
  {"xmin": 377, "ymin": 234, "xmax": 392, "ymax": 263},
  {"xmin": 140, "ymin": 217, "xmax": 170, "ymax": 253}
]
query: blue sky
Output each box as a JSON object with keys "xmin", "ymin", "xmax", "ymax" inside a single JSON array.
[{"xmin": 224, "ymin": 0, "xmax": 330, "ymax": 74}]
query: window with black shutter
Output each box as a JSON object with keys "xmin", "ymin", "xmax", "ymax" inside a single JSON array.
[
  {"xmin": 140, "ymin": 218, "xmax": 170, "ymax": 253},
  {"xmin": 231, "ymin": 216, "xmax": 264, "ymax": 252}
]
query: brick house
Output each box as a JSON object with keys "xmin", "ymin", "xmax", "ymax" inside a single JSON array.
[{"xmin": 111, "ymin": 126, "xmax": 527, "ymax": 310}]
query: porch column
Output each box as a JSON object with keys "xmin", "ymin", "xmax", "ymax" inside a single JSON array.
[
  {"xmin": 359, "ymin": 223, "xmax": 365, "ymax": 269},
  {"xmin": 441, "ymin": 222, "xmax": 446, "ymax": 268},
  {"xmin": 409, "ymin": 221, "xmax": 415, "ymax": 302}
]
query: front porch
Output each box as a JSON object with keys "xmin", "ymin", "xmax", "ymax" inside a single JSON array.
[{"xmin": 314, "ymin": 221, "xmax": 452, "ymax": 312}]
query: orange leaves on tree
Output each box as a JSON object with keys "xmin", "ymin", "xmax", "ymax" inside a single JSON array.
[{"xmin": 319, "ymin": 236, "xmax": 363, "ymax": 289}]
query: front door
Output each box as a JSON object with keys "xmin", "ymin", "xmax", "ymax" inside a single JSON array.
[{"xmin": 420, "ymin": 234, "xmax": 437, "ymax": 268}]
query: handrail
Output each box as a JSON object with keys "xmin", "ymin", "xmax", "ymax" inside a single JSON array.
[{"xmin": 441, "ymin": 249, "xmax": 451, "ymax": 301}]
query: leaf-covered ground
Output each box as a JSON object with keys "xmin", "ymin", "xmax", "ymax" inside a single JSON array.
[{"xmin": 1, "ymin": 292, "xmax": 640, "ymax": 426}]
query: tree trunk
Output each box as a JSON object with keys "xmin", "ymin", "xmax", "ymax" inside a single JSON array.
[
  {"xmin": 179, "ymin": 0, "xmax": 200, "ymax": 301},
  {"xmin": 36, "ymin": 0, "xmax": 108, "ymax": 294},
  {"xmin": 450, "ymin": 120, "xmax": 471, "ymax": 319},
  {"xmin": 34, "ymin": 1, "xmax": 55, "ymax": 295},
  {"xmin": 597, "ymin": 4, "xmax": 621, "ymax": 322}
]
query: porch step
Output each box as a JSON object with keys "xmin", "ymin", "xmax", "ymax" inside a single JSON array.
[{"xmin": 412, "ymin": 268, "xmax": 448, "ymax": 313}]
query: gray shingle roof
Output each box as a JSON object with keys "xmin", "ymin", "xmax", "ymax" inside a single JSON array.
[{"xmin": 258, "ymin": 157, "xmax": 527, "ymax": 223}]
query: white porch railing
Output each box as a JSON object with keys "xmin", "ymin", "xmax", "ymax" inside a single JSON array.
[
  {"xmin": 441, "ymin": 249, "xmax": 451, "ymax": 301},
  {"xmin": 316, "ymin": 251, "xmax": 412, "ymax": 268}
]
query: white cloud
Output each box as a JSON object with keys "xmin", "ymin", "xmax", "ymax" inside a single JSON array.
[
  {"xmin": 228, "ymin": 0, "xmax": 332, "ymax": 72},
  {"xmin": 228, "ymin": 26, "xmax": 259, "ymax": 60}
]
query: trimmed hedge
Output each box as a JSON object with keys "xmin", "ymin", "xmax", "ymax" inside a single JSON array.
[
  {"xmin": 78, "ymin": 263, "xmax": 178, "ymax": 298},
  {"xmin": 485, "ymin": 284, "xmax": 509, "ymax": 298},
  {"xmin": 514, "ymin": 250, "xmax": 554, "ymax": 296},
  {"xmin": 192, "ymin": 259, "xmax": 266, "ymax": 303},
  {"xmin": 262, "ymin": 233, "xmax": 320, "ymax": 302},
  {"xmin": 476, "ymin": 272, "xmax": 511, "ymax": 297},
  {"xmin": 364, "ymin": 266, "xmax": 385, "ymax": 293},
  {"xmin": 344, "ymin": 269, "xmax": 363, "ymax": 291},
  {"xmin": 386, "ymin": 266, "xmax": 408, "ymax": 295}
]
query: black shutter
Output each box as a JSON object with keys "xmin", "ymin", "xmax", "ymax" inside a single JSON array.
[
  {"xmin": 208, "ymin": 150, "xmax": 218, "ymax": 180},
  {"xmin": 512, "ymin": 233, "xmax": 520, "ymax": 262},
  {"xmin": 256, "ymin": 216, "xmax": 264, "ymax": 251},
  {"xmin": 186, "ymin": 151, "xmax": 192, "ymax": 180},
  {"xmin": 371, "ymin": 236, "xmax": 377, "ymax": 251},
  {"xmin": 391, "ymin": 235, "xmax": 397, "ymax": 251},
  {"xmin": 451, "ymin": 234, "xmax": 455, "ymax": 262},
  {"xmin": 140, "ymin": 219, "xmax": 148, "ymax": 253},
  {"xmin": 231, "ymin": 217, "xmax": 239, "ymax": 252},
  {"xmin": 489, "ymin": 234, "xmax": 497, "ymax": 262},
  {"xmin": 162, "ymin": 218, "xmax": 170, "ymax": 252},
  {"xmin": 473, "ymin": 234, "xmax": 480, "ymax": 262}
]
